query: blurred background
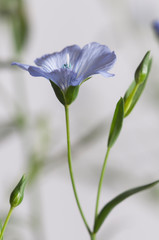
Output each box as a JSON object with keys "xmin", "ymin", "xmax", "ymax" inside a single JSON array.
[{"xmin": 0, "ymin": 0, "xmax": 159, "ymax": 239}]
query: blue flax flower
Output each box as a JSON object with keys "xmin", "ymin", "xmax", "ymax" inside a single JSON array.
[
  {"xmin": 12, "ymin": 42, "xmax": 116, "ymax": 105},
  {"xmin": 152, "ymin": 20, "xmax": 159, "ymax": 37}
]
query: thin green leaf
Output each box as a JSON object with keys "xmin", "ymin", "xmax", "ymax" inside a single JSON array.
[
  {"xmin": 107, "ymin": 98, "xmax": 124, "ymax": 148},
  {"xmin": 94, "ymin": 180, "xmax": 159, "ymax": 233}
]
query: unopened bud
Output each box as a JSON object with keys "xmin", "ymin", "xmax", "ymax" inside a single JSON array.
[
  {"xmin": 135, "ymin": 51, "xmax": 152, "ymax": 85},
  {"xmin": 10, "ymin": 175, "xmax": 27, "ymax": 208}
]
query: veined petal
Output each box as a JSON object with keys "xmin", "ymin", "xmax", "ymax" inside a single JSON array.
[
  {"xmin": 34, "ymin": 45, "xmax": 82, "ymax": 72},
  {"xmin": 12, "ymin": 62, "xmax": 52, "ymax": 80},
  {"xmin": 28, "ymin": 66, "xmax": 52, "ymax": 78},
  {"xmin": 74, "ymin": 42, "xmax": 116, "ymax": 83},
  {"xmin": 12, "ymin": 62, "xmax": 30, "ymax": 70}
]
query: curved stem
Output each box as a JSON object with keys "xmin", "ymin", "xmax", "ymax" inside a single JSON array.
[
  {"xmin": 64, "ymin": 105, "xmax": 91, "ymax": 234},
  {"xmin": 94, "ymin": 147, "xmax": 111, "ymax": 220},
  {"xmin": 0, "ymin": 207, "xmax": 14, "ymax": 240}
]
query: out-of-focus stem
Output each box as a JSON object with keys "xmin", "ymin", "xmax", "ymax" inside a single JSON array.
[{"xmin": 0, "ymin": 207, "xmax": 14, "ymax": 240}]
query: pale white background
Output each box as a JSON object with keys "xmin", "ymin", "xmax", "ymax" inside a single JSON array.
[{"xmin": 0, "ymin": 0, "xmax": 159, "ymax": 240}]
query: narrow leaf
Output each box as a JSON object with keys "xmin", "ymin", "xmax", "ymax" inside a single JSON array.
[
  {"xmin": 107, "ymin": 98, "xmax": 124, "ymax": 148},
  {"xmin": 94, "ymin": 180, "xmax": 159, "ymax": 233}
]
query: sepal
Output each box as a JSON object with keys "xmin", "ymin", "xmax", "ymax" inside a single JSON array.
[
  {"xmin": 65, "ymin": 85, "xmax": 79, "ymax": 105},
  {"xmin": 81, "ymin": 76, "xmax": 92, "ymax": 84},
  {"xmin": 50, "ymin": 81, "xmax": 79, "ymax": 105},
  {"xmin": 50, "ymin": 81, "xmax": 65, "ymax": 105}
]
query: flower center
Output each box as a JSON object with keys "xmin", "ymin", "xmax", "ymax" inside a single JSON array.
[{"xmin": 63, "ymin": 54, "xmax": 71, "ymax": 69}]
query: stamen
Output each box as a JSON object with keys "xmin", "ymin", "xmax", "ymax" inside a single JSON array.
[{"xmin": 63, "ymin": 53, "xmax": 71, "ymax": 69}]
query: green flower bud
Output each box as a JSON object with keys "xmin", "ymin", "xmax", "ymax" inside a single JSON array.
[
  {"xmin": 10, "ymin": 175, "xmax": 27, "ymax": 208},
  {"xmin": 135, "ymin": 51, "xmax": 152, "ymax": 85},
  {"xmin": 124, "ymin": 51, "xmax": 152, "ymax": 117}
]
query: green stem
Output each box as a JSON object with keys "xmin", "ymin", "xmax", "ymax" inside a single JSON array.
[
  {"xmin": 94, "ymin": 147, "xmax": 111, "ymax": 220},
  {"xmin": 64, "ymin": 105, "xmax": 91, "ymax": 234},
  {"xmin": 91, "ymin": 233, "xmax": 96, "ymax": 240},
  {"xmin": 0, "ymin": 207, "xmax": 14, "ymax": 240}
]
